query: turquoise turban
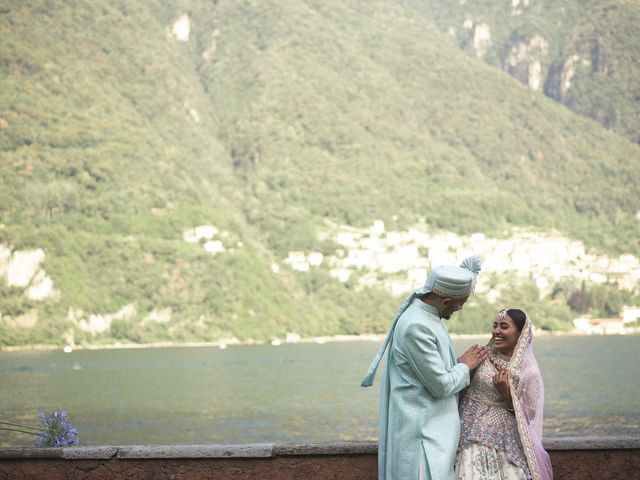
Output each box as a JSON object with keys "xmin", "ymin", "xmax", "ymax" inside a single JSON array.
[{"xmin": 421, "ymin": 256, "xmax": 482, "ymax": 299}]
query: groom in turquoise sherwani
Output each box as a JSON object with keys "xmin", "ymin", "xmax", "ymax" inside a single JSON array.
[{"xmin": 362, "ymin": 256, "xmax": 487, "ymax": 480}]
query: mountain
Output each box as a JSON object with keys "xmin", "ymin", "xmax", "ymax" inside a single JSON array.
[
  {"xmin": 0, "ymin": 0, "xmax": 638, "ymax": 346},
  {"xmin": 399, "ymin": 0, "xmax": 640, "ymax": 143}
]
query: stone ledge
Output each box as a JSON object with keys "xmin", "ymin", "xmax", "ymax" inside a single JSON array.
[
  {"xmin": 0, "ymin": 447, "xmax": 63, "ymax": 458},
  {"xmin": 274, "ymin": 441, "xmax": 378, "ymax": 456},
  {"xmin": 1, "ymin": 437, "xmax": 638, "ymax": 460},
  {"xmin": 117, "ymin": 443, "xmax": 275, "ymax": 459},
  {"xmin": 542, "ymin": 436, "xmax": 640, "ymax": 450},
  {"xmin": 62, "ymin": 446, "xmax": 118, "ymax": 459}
]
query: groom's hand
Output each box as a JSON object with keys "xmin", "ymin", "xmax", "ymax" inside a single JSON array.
[{"xmin": 458, "ymin": 344, "xmax": 488, "ymax": 370}]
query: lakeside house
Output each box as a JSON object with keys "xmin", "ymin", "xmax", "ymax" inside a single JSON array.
[
  {"xmin": 572, "ymin": 316, "xmax": 636, "ymax": 335},
  {"xmin": 571, "ymin": 305, "xmax": 640, "ymax": 334}
]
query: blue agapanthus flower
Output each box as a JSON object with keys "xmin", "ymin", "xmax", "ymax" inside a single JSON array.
[{"xmin": 34, "ymin": 411, "xmax": 79, "ymax": 447}]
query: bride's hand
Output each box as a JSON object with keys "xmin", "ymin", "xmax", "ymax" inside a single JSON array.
[{"xmin": 492, "ymin": 369, "xmax": 511, "ymax": 403}]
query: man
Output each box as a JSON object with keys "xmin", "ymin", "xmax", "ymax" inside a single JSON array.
[{"xmin": 362, "ymin": 256, "xmax": 487, "ymax": 480}]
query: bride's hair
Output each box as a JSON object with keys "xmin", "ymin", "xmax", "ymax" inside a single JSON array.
[{"xmin": 506, "ymin": 308, "xmax": 526, "ymax": 332}]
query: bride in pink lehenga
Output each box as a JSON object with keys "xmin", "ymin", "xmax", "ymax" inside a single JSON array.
[{"xmin": 455, "ymin": 309, "xmax": 553, "ymax": 480}]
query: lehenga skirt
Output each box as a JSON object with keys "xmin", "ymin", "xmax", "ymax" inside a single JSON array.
[{"xmin": 455, "ymin": 442, "xmax": 529, "ymax": 480}]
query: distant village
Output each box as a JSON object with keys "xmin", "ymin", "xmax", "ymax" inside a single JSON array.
[
  {"xmin": 281, "ymin": 220, "xmax": 640, "ymax": 335},
  {"xmin": 2, "ymin": 219, "xmax": 638, "ymax": 339}
]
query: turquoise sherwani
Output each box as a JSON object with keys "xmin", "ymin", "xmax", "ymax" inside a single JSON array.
[{"xmin": 377, "ymin": 299, "xmax": 470, "ymax": 480}]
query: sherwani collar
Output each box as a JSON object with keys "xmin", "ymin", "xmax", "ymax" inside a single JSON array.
[{"xmin": 410, "ymin": 298, "xmax": 441, "ymax": 318}]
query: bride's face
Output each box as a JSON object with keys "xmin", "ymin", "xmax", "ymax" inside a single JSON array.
[{"xmin": 492, "ymin": 313, "xmax": 521, "ymax": 356}]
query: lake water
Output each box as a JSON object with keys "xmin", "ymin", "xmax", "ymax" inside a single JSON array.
[{"xmin": 1, "ymin": 335, "xmax": 639, "ymax": 446}]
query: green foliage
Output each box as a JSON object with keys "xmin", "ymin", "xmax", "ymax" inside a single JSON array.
[
  {"xmin": 527, "ymin": 301, "xmax": 574, "ymax": 332},
  {"xmin": 0, "ymin": 0, "xmax": 638, "ymax": 346},
  {"xmin": 0, "ymin": 285, "xmax": 32, "ymax": 317},
  {"xmin": 559, "ymin": 280, "xmax": 640, "ymax": 319}
]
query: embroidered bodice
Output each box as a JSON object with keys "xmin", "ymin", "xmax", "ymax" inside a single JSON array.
[{"xmin": 458, "ymin": 350, "xmax": 531, "ymax": 478}]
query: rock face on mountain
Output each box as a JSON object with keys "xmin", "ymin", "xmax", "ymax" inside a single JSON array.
[
  {"xmin": 401, "ymin": 0, "xmax": 640, "ymax": 143},
  {"xmin": 0, "ymin": 246, "xmax": 57, "ymax": 301},
  {"xmin": 504, "ymin": 34, "xmax": 549, "ymax": 91},
  {"xmin": 543, "ymin": 14, "xmax": 639, "ymax": 142}
]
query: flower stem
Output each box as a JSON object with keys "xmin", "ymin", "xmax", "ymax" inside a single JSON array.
[
  {"xmin": 0, "ymin": 421, "xmax": 40, "ymax": 431},
  {"xmin": 0, "ymin": 426, "xmax": 39, "ymax": 436}
]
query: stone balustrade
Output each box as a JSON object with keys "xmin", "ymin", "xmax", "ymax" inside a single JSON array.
[{"xmin": 1, "ymin": 437, "xmax": 638, "ymax": 479}]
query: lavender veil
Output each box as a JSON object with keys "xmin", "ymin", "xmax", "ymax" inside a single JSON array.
[{"xmin": 499, "ymin": 311, "xmax": 553, "ymax": 480}]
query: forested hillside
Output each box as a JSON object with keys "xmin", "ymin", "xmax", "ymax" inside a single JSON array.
[{"xmin": 0, "ymin": 0, "xmax": 638, "ymax": 346}]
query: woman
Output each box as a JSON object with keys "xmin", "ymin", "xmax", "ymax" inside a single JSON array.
[{"xmin": 455, "ymin": 309, "xmax": 553, "ymax": 480}]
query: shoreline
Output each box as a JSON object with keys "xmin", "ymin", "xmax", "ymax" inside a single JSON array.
[
  {"xmin": 1, "ymin": 329, "xmax": 637, "ymax": 353},
  {"xmin": 1, "ymin": 334, "xmax": 386, "ymax": 353}
]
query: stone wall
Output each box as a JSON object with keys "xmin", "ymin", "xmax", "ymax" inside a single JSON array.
[{"xmin": 1, "ymin": 437, "xmax": 638, "ymax": 479}]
